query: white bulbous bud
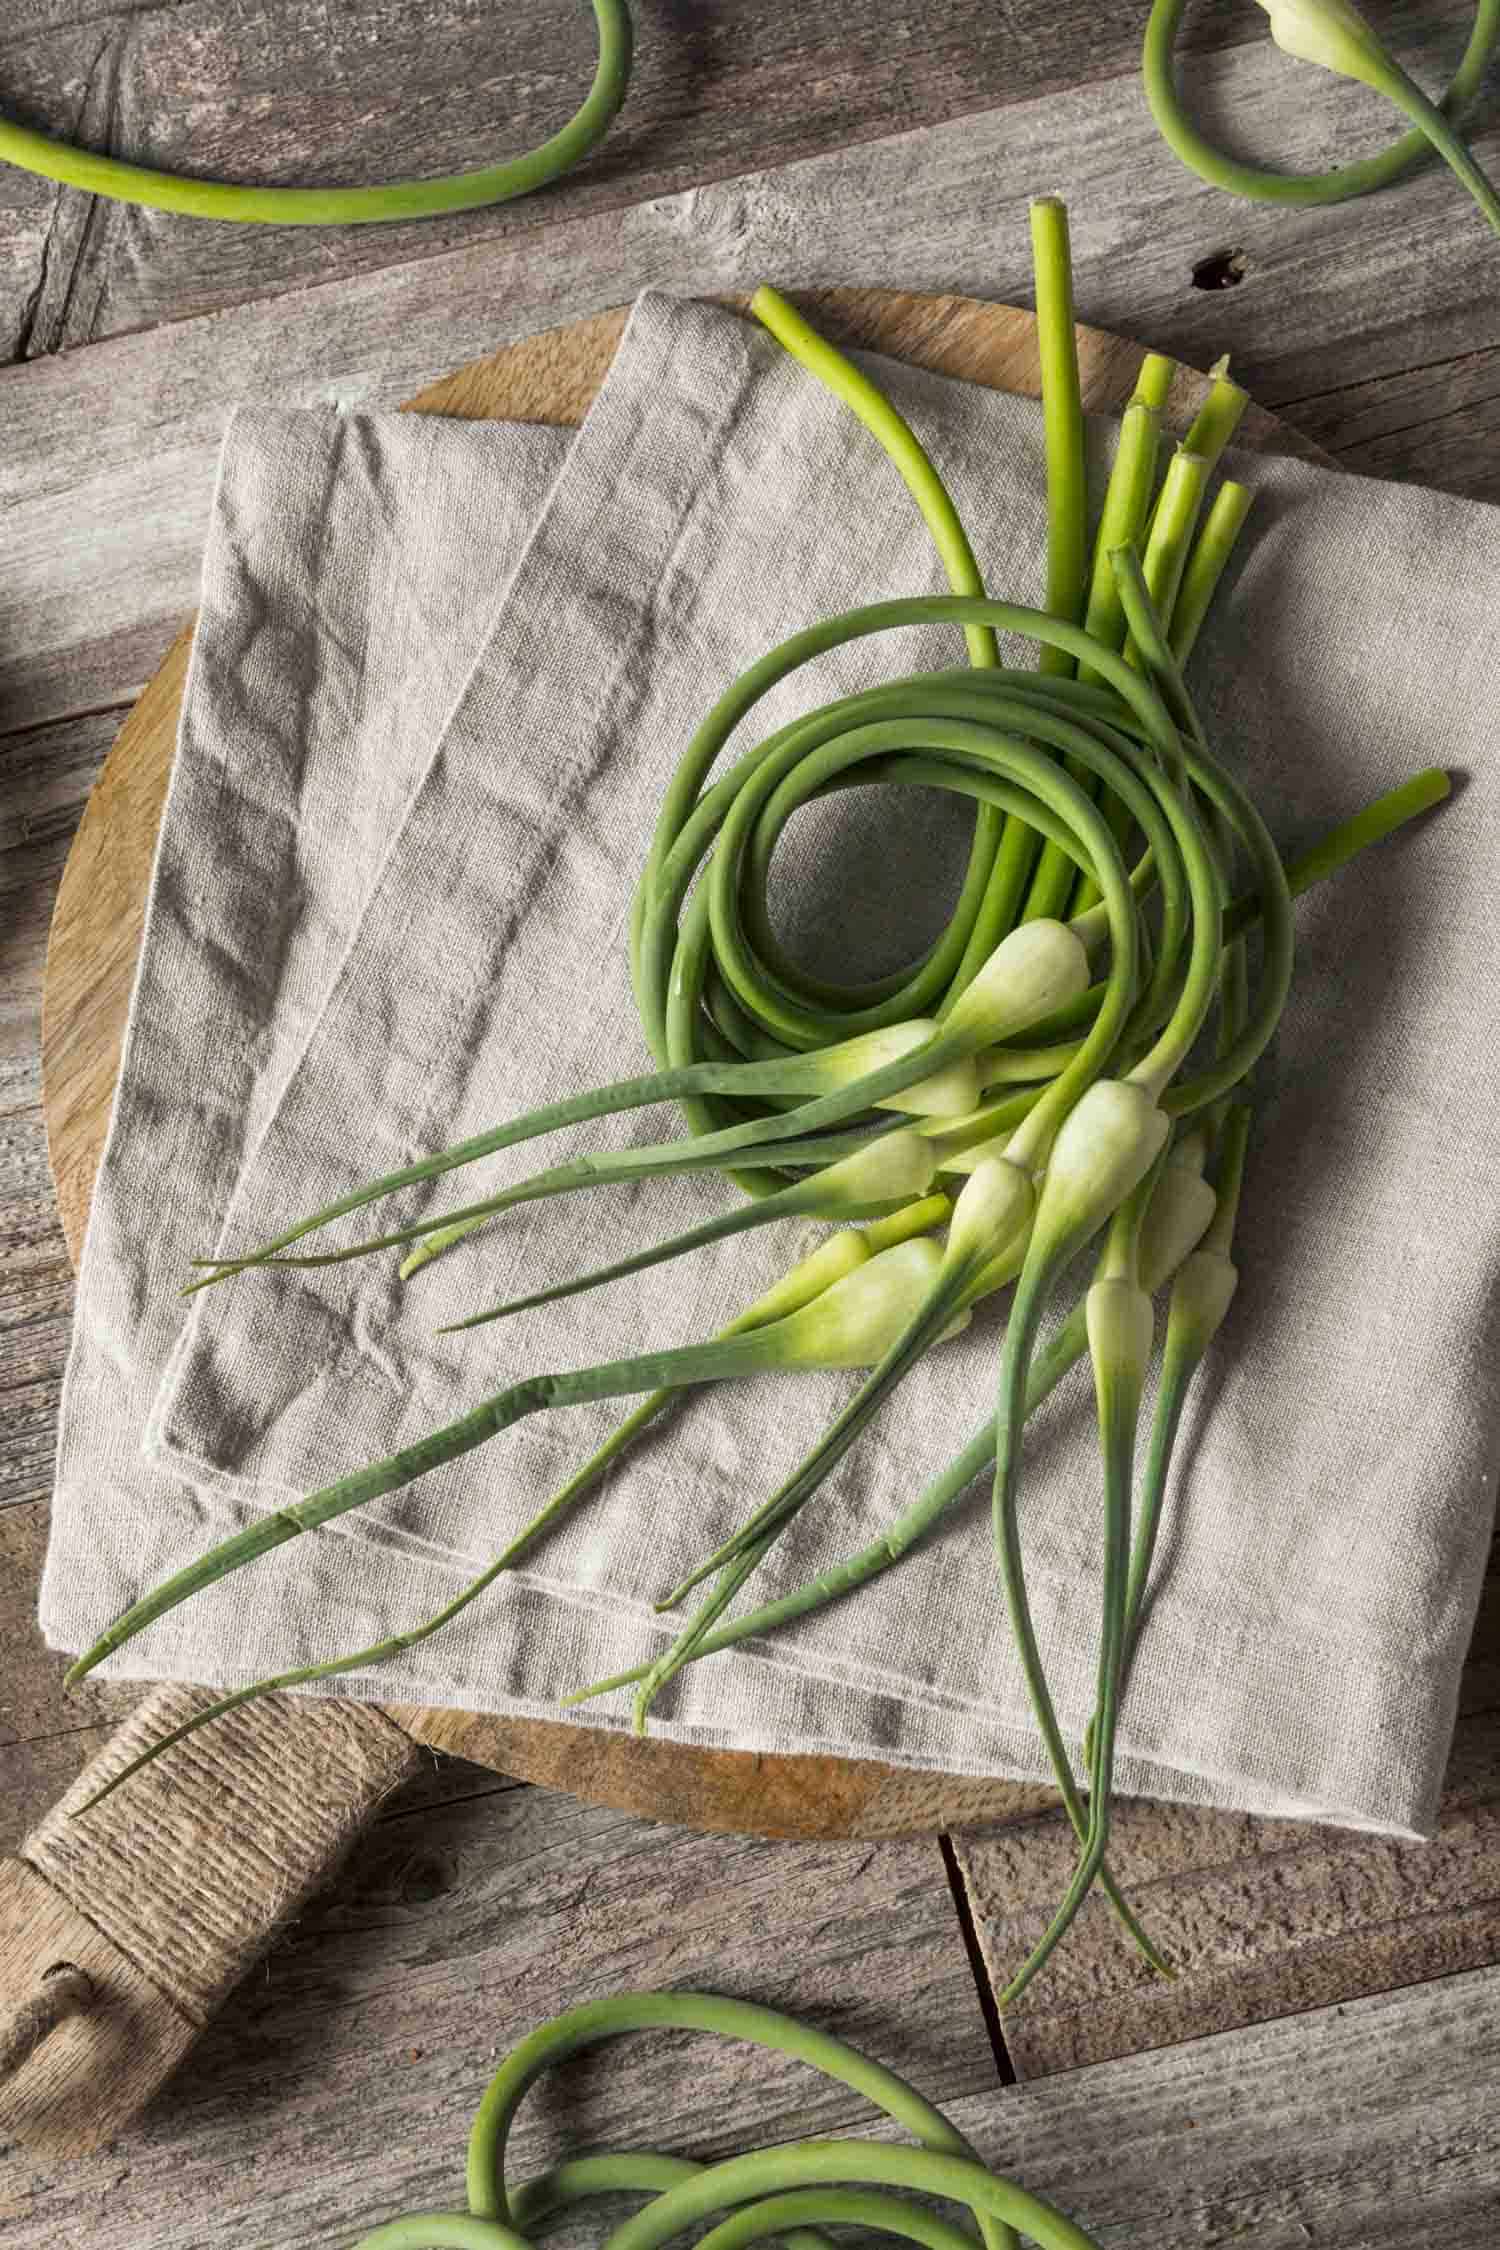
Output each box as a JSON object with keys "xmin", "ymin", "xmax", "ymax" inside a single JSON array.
[
  {"xmin": 943, "ymin": 921, "xmax": 1092, "ymax": 1046},
  {"xmin": 741, "ymin": 1230, "xmax": 869, "ymax": 1328},
  {"xmin": 1166, "ymin": 1247, "xmax": 1239, "ymax": 1355},
  {"xmin": 783, "ymin": 1236, "xmax": 944, "ymax": 1369},
  {"xmin": 812, "ymin": 1130, "xmax": 937, "ymax": 1210},
  {"xmin": 947, "ymin": 1155, "xmax": 1034, "ymax": 1270},
  {"xmin": 1033, "ymin": 1080, "xmax": 1170, "ymax": 1255},
  {"xmin": 1139, "ymin": 1164, "xmax": 1217, "ymax": 1293},
  {"xmin": 1086, "ymin": 1277, "xmax": 1154, "ymax": 1388},
  {"xmin": 1255, "ymin": 0, "xmax": 1390, "ymax": 87},
  {"xmin": 874, "ymin": 1057, "xmax": 980, "ymax": 1118},
  {"xmin": 807, "ymin": 1019, "xmax": 979, "ymax": 1117}
]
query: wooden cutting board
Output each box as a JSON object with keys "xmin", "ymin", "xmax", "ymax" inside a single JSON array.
[{"xmin": 15, "ymin": 289, "xmax": 1311, "ymax": 2153}]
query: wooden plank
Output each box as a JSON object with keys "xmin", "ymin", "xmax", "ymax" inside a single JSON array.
[
  {"xmin": 0, "ymin": 1777, "xmax": 995, "ymax": 2246},
  {"xmin": 0, "ymin": 0, "xmax": 1312, "ymax": 357},
  {"xmin": 0, "ymin": 709, "xmax": 114, "ymax": 1515},
  {"xmin": 939, "ymin": 1967, "xmax": 1500, "ymax": 2250},
  {"xmin": 0, "ymin": 1771, "xmax": 1492, "ymax": 2248},
  {"xmin": 0, "ymin": 1498, "xmax": 155, "ymax": 1844},
  {"xmin": 3, "ymin": 8, "xmax": 1497, "ymax": 732},
  {"xmin": 1290, "ymin": 342, "xmax": 1500, "ymax": 502},
  {"xmin": 0, "ymin": 2, "xmax": 1482, "ymax": 354},
  {"xmin": 0, "ymin": 20, "xmax": 99, "ymax": 363},
  {"xmin": 952, "ymin": 1534, "xmax": 1500, "ymax": 2077}
]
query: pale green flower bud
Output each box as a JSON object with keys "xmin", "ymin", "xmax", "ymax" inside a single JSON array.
[
  {"xmin": 943, "ymin": 920, "xmax": 1092, "ymax": 1046},
  {"xmin": 810, "ymin": 1129, "xmax": 938, "ymax": 1210},
  {"xmin": 1139, "ymin": 1161, "xmax": 1217, "ymax": 1293},
  {"xmin": 947, "ymin": 1154, "xmax": 1034, "ymax": 1270},
  {"xmin": 1165, "ymin": 1246, "xmax": 1240, "ymax": 1357},
  {"xmin": 781, "ymin": 1236, "xmax": 945, "ymax": 1368},
  {"xmin": 1255, "ymin": 0, "xmax": 1392, "ymax": 90},
  {"xmin": 1032, "ymin": 1080, "xmax": 1171, "ymax": 1257},
  {"xmin": 739, "ymin": 1230, "xmax": 869, "ymax": 1327},
  {"xmin": 807, "ymin": 1020, "xmax": 979, "ymax": 1116},
  {"xmin": 1086, "ymin": 1277, "xmax": 1155, "ymax": 1390}
]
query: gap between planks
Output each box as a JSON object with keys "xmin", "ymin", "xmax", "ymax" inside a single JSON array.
[{"xmin": 4, "ymin": 16, "xmax": 1500, "ymax": 734}]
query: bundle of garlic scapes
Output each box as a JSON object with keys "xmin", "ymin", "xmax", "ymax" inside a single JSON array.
[
  {"xmin": 68, "ymin": 199, "xmax": 1449, "ymax": 2002},
  {"xmin": 350, "ymin": 1987, "xmax": 1097, "ymax": 2250}
]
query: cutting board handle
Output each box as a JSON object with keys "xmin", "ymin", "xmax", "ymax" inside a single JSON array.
[{"xmin": 0, "ymin": 1685, "xmax": 419, "ymax": 2153}]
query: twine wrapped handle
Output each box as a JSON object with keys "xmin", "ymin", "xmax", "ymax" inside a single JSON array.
[
  {"xmin": 0, "ymin": 1960, "xmax": 94, "ymax": 2079},
  {"xmin": 0, "ymin": 1685, "xmax": 419, "ymax": 2153}
]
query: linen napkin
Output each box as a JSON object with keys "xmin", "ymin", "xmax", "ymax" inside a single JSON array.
[{"xmin": 44, "ymin": 292, "xmax": 1499, "ymax": 1839}]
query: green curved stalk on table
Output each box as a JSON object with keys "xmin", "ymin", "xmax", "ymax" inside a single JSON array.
[
  {"xmin": 462, "ymin": 1993, "xmax": 1032, "ymax": 2250},
  {"xmin": 345, "ymin": 1986, "xmax": 1119, "ymax": 2250},
  {"xmin": 1145, "ymin": 0, "xmax": 1500, "ymax": 233},
  {"xmin": 0, "ymin": 0, "xmax": 632, "ymax": 225}
]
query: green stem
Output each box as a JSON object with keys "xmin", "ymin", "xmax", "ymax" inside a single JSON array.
[
  {"xmin": 1143, "ymin": 0, "xmax": 1500, "ymax": 205},
  {"xmin": 656, "ymin": 1263, "xmax": 980, "ymax": 1609},
  {"xmin": 64, "ymin": 1326, "xmax": 819, "ymax": 1685},
  {"xmin": 748, "ymin": 283, "xmax": 1031, "ymax": 1012},
  {"xmin": 465, "ymin": 1992, "xmax": 1026, "ymax": 2250},
  {"xmin": 1030, "ymin": 197, "xmax": 1090, "ymax": 679},
  {"xmin": 1021, "ymin": 396, "xmax": 1163, "ymax": 923},
  {"xmin": 435, "ymin": 1172, "xmax": 908, "ymax": 1333},
  {"xmin": 989, "ymin": 1250, "xmax": 1168, "ymax": 1976},
  {"xmin": 0, "ymin": 0, "xmax": 633, "ymax": 224},
  {"xmin": 1000, "ymin": 1347, "xmax": 1140, "ymax": 2005},
  {"xmin": 1168, "ymin": 480, "xmax": 1254, "ymax": 665}
]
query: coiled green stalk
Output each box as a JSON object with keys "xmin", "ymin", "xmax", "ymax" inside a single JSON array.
[
  {"xmin": 0, "ymin": 1, "xmax": 633, "ymax": 226},
  {"xmin": 1145, "ymin": 0, "xmax": 1500, "ymax": 232},
  {"xmin": 67, "ymin": 212, "xmax": 1457, "ymax": 2016}
]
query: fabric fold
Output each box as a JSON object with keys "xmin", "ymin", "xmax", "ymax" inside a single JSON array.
[{"xmin": 46, "ymin": 291, "xmax": 1500, "ymax": 1839}]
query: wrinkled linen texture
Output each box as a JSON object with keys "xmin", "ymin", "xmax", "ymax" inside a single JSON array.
[{"xmin": 45, "ymin": 292, "xmax": 1499, "ymax": 1839}]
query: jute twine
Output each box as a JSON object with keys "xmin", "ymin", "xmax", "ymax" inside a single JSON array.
[{"xmin": 26, "ymin": 1684, "xmax": 418, "ymax": 2022}]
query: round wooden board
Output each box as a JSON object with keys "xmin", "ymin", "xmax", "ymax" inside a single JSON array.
[{"xmin": 41, "ymin": 290, "xmax": 1311, "ymax": 1840}]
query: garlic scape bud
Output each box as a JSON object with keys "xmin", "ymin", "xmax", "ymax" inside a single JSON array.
[
  {"xmin": 796, "ymin": 1019, "xmax": 980, "ymax": 1117},
  {"xmin": 733, "ymin": 1228, "xmax": 871, "ymax": 1328},
  {"xmin": 1138, "ymin": 1135, "xmax": 1217, "ymax": 1291},
  {"xmin": 947, "ymin": 1154, "xmax": 1035, "ymax": 1272},
  {"xmin": 1085, "ymin": 1276, "xmax": 1155, "ymax": 1399},
  {"xmin": 943, "ymin": 920, "xmax": 1093, "ymax": 1046},
  {"xmin": 1163, "ymin": 1245, "xmax": 1239, "ymax": 1361},
  {"xmin": 1252, "ymin": 0, "xmax": 1500, "ymax": 238},
  {"xmin": 1029, "ymin": 1079, "xmax": 1172, "ymax": 1266},
  {"xmin": 442, "ymin": 1129, "xmax": 939, "ymax": 1332},
  {"xmin": 770, "ymin": 1236, "xmax": 947, "ymax": 1370},
  {"xmin": 1255, "ymin": 0, "xmax": 1394, "ymax": 87}
]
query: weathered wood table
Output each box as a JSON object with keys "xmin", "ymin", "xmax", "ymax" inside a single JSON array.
[{"xmin": 1, "ymin": 4, "xmax": 1497, "ymax": 2242}]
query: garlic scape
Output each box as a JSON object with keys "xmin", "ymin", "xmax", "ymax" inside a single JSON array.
[
  {"xmin": 70, "ymin": 204, "xmax": 1458, "ymax": 2022},
  {"xmin": 1146, "ymin": 0, "xmax": 1500, "ymax": 237},
  {"xmin": 67, "ymin": 1237, "xmax": 953, "ymax": 1716}
]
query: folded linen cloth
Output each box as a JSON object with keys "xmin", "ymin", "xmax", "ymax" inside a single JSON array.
[{"xmin": 45, "ymin": 292, "xmax": 1499, "ymax": 1839}]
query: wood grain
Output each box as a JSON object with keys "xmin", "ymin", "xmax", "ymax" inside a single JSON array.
[
  {"xmin": 0, "ymin": 0, "xmax": 1491, "ymax": 2220},
  {"xmin": 5, "ymin": 10, "xmax": 1498, "ymax": 737},
  {"xmin": 0, "ymin": 1766, "xmax": 998, "ymax": 2246},
  {"xmin": 0, "ymin": 710, "xmax": 115, "ymax": 1522},
  {"xmin": 1, "ymin": 3, "xmax": 1487, "ymax": 358},
  {"xmin": 0, "ymin": 1745, "xmax": 1493, "ymax": 2245},
  {"xmin": 953, "ymin": 1544, "xmax": 1500, "ymax": 2078},
  {"xmin": 0, "ymin": 0, "xmax": 1335, "ymax": 355}
]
